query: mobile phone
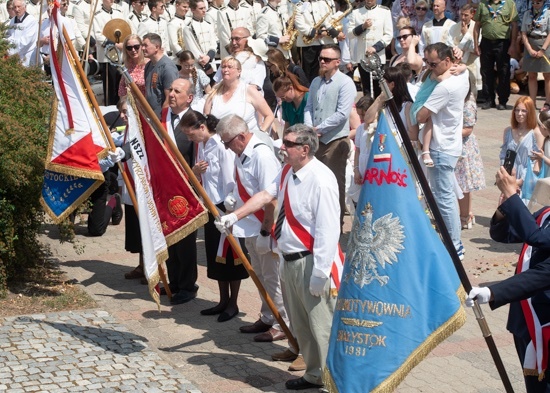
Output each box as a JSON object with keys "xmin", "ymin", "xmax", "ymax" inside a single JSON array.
[{"xmin": 503, "ymin": 149, "xmax": 517, "ymax": 175}]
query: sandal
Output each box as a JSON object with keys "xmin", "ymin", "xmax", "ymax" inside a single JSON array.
[
  {"xmin": 421, "ymin": 151, "xmax": 434, "ymax": 167},
  {"xmin": 460, "ymin": 215, "xmax": 472, "ymax": 230}
]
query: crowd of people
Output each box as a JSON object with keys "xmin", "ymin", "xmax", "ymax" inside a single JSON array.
[{"xmin": 5, "ymin": 0, "xmax": 550, "ymax": 390}]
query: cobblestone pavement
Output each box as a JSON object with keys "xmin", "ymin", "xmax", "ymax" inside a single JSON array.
[{"xmin": 1, "ymin": 93, "xmax": 538, "ymax": 392}]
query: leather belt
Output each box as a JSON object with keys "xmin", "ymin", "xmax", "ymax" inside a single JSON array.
[{"xmin": 282, "ymin": 251, "xmax": 311, "ymax": 262}]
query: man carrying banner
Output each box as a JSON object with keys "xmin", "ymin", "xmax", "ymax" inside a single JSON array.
[
  {"xmin": 215, "ymin": 115, "xmax": 290, "ymax": 336},
  {"xmin": 466, "ymin": 166, "xmax": 550, "ymax": 393},
  {"xmin": 216, "ymin": 124, "xmax": 340, "ymax": 390},
  {"xmin": 161, "ymin": 78, "xmax": 200, "ymax": 305}
]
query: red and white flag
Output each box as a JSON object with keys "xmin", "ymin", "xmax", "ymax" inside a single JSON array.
[
  {"xmin": 125, "ymin": 94, "xmax": 208, "ymax": 307},
  {"xmin": 41, "ymin": 4, "xmax": 107, "ymax": 222}
]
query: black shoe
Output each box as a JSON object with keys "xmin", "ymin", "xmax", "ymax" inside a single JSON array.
[
  {"xmin": 285, "ymin": 377, "xmax": 323, "ymax": 390},
  {"xmin": 480, "ymin": 101, "xmax": 496, "ymax": 110},
  {"xmin": 170, "ymin": 290, "xmax": 197, "ymax": 305},
  {"xmin": 159, "ymin": 286, "xmax": 177, "ymax": 296},
  {"xmin": 217, "ymin": 308, "xmax": 239, "ymax": 322},
  {"xmin": 111, "ymin": 193, "xmax": 123, "ymax": 225},
  {"xmin": 496, "ymin": 103, "xmax": 507, "ymax": 110},
  {"xmin": 200, "ymin": 304, "xmax": 227, "ymax": 315}
]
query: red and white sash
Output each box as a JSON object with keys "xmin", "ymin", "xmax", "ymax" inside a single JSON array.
[
  {"xmin": 279, "ymin": 165, "xmax": 344, "ymax": 296},
  {"xmin": 235, "ymin": 164, "xmax": 265, "ymax": 224},
  {"xmin": 518, "ymin": 208, "xmax": 550, "ymax": 380}
]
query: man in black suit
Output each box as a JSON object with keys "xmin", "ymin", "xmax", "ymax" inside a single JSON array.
[{"xmin": 466, "ymin": 166, "xmax": 550, "ymax": 393}]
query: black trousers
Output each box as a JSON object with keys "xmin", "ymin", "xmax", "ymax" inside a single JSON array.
[
  {"xmin": 358, "ymin": 63, "xmax": 382, "ymax": 98},
  {"xmin": 480, "ymin": 38, "xmax": 511, "ymax": 105},
  {"xmin": 514, "ymin": 334, "xmax": 550, "ymax": 393},
  {"xmin": 87, "ymin": 171, "xmax": 117, "ymax": 236},
  {"xmin": 300, "ymin": 45, "xmax": 323, "ymax": 84},
  {"xmin": 166, "ymin": 230, "xmax": 198, "ymax": 293},
  {"xmin": 100, "ymin": 62, "xmax": 121, "ymax": 106}
]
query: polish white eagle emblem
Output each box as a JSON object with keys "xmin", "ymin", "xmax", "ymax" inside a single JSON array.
[{"xmin": 345, "ymin": 203, "xmax": 405, "ymax": 287}]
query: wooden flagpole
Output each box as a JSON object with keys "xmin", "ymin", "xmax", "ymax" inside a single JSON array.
[
  {"xmin": 113, "ymin": 58, "xmax": 299, "ymax": 352},
  {"xmin": 61, "ymin": 26, "xmax": 173, "ymax": 299},
  {"xmin": 81, "ymin": 0, "xmax": 100, "ymax": 65},
  {"xmin": 35, "ymin": 0, "xmax": 45, "ymax": 66}
]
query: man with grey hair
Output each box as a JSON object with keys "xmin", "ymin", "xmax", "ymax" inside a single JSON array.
[
  {"xmin": 6, "ymin": 0, "xmax": 38, "ymax": 67},
  {"xmin": 215, "ymin": 115, "xmax": 290, "ymax": 340},
  {"xmin": 216, "ymin": 124, "xmax": 340, "ymax": 391}
]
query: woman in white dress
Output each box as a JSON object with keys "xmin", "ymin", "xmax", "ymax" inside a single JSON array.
[{"xmin": 203, "ymin": 56, "xmax": 274, "ymax": 146}]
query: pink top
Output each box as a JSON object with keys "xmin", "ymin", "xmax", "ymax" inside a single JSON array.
[{"xmin": 118, "ymin": 62, "xmax": 146, "ymax": 97}]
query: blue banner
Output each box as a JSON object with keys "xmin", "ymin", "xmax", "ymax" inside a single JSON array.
[
  {"xmin": 324, "ymin": 113, "xmax": 465, "ymax": 392},
  {"xmin": 41, "ymin": 169, "xmax": 102, "ymax": 223}
]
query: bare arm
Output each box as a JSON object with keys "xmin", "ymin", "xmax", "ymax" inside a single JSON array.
[{"xmin": 248, "ymin": 85, "xmax": 275, "ymax": 132}]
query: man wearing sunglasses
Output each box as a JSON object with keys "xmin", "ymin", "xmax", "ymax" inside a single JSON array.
[
  {"xmin": 128, "ymin": 0, "xmax": 148, "ymax": 32},
  {"xmin": 304, "ymin": 44, "xmax": 356, "ymax": 231},
  {"xmin": 416, "ymin": 43, "xmax": 469, "ymax": 261},
  {"xmin": 473, "ymin": 0, "xmax": 519, "ymax": 110},
  {"xmin": 216, "ymin": 124, "xmax": 340, "ymax": 391}
]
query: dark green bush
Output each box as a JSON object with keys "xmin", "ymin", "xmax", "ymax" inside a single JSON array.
[{"xmin": 0, "ymin": 27, "xmax": 52, "ymax": 297}]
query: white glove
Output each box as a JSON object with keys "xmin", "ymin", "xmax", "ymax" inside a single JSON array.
[
  {"xmin": 108, "ymin": 147, "xmax": 125, "ymax": 163},
  {"xmin": 224, "ymin": 193, "xmax": 237, "ymax": 211},
  {"xmin": 309, "ymin": 275, "xmax": 328, "ymax": 297},
  {"xmin": 255, "ymin": 234, "xmax": 271, "ymax": 254},
  {"xmin": 214, "ymin": 213, "xmax": 238, "ymax": 233},
  {"xmin": 465, "ymin": 287, "xmax": 492, "ymax": 307}
]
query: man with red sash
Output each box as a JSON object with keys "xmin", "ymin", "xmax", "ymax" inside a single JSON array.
[
  {"xmin": 216, "ymin": 124, "xmax": 340, "ymax": 391},
  {"xmin": 216, "ymin": 115, "xmax": 290, "ymax": 338},
  {"xmin": 466, "ymin": 166, "xmax": 550, "ymax": 393}
]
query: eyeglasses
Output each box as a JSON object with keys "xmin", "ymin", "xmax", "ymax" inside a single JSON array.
[
  {"xmin": 416, "ymin": 6, "xmax": 427, "ymax": 10},
  {"xmin": 221, "ymin": 133, "xmax": 241, "ymax": 146},
  {"xmin": 282, "ymin": 139, "xmax": 304, "ymax": 148},
  {"xmin": 318, "ymin": 56, "xmax": 339, "ymax": 63},
  {"xmin": 126, "ymin": 44, "xmax": 141, "ymax": 51},
  {"xmin": 514, "ymin": 108, "xmax": 528, "ymax": 113},
  {"xmin": 396, "ymin": 33, "xmax": 412, "ymax": 40},
  {"xmin": 423, "ymin": 58, "xmax": 442, "ymax": 68},
  {"xmin": 230, "ymin": 36, "xmax": 249, "ymax": 42}
]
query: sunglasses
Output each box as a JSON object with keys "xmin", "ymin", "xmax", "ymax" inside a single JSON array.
[
  {"xmin": 423, "ymin": 58, "xmax": 442, "ymax": 68},
  {"xmin": 126, "ymin": 44, "xmax": 141, "ymax": 51},
  {"xmin": 416, "ymin": 6, "xmax": 427, "ymax": 10},
  {"xmin": 282, "ymin": 139, "xmax": 304, "ymax": 148},
  {"xmin": 318, "ymin": 56, "xmax": 339, "ymax": 63},
  {"xmin": 396, "ymin": 33, "xmax": 412, "ymax": 40}
]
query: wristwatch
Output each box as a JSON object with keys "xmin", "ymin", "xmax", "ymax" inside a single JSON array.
[{"xmin": 260, "ymin": 229, "xmax": 270, "ymax": 237}]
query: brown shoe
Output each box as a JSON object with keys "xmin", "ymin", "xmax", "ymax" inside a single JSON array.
[
  {"xmin": 239, "ymin": 319, "xmax": 272, "ymax": 333},
  {"xmin": 124, "ymin": 266, "xmax": 144, "ymax": 280},
  {"xmin": 271, "ymin": 348, "xmax": 298, "ymax": 362},
  {"xmin": 254, "ymin": 327, "xmax": 286, "ymax": 342},
  {"xmin": 288, "ymin": 355, "xmax": 306, "ymax": 371}
]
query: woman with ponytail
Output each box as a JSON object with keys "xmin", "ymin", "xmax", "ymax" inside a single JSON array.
[
  {"xmin": 178, "ymin": 50, "xmax": 212, "ymax": 112},
  {"xmin": 179, "ymin": 110, "xmax": 247, "ymax": 322}
]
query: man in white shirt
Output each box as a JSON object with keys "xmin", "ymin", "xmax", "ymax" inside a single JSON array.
[
  {"xmin": 137, "ymin": 0, "xmax": 171, "ymax": 54},
  {"xmin": 6, "ymin": 0, "xmax": 39, "ymax": 67},
  {"xmin": 215, "ymin": 115, "xmax": 290, "ymax": 343},
  {"xmin": 416, "ymin": 43, "xmax": 469, "ymax": 260},
  {"xmin": 183, "ymin": 0, "xmax": 217, "ymax": 76},
  {"xmin": 419, "ymin": 0, "xmax": 455, "ymax": 54},
  {"xmin": 167, "ymin": 0, "xmax": 189, "ymax": 57},
  {"xmin": 217, "ymin": 0, "xmax": 255, "ymax": 59},
  {"xmin": 216, "ymin": 123, "xmax": 340, "ymax": 391}
]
